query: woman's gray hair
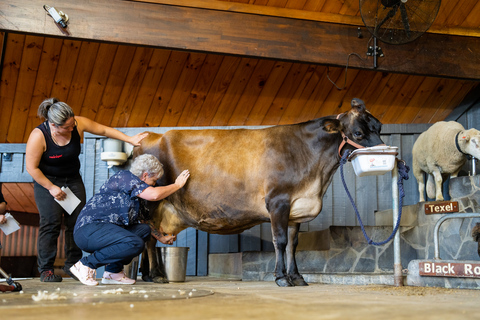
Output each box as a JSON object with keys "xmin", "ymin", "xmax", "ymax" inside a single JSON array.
[
  {"xmin": 130, "ymin": 154, "xmax": 164, "ymax": 179},
  {"xmin": 37, "ymin": 98, "xmax": 75, "ymax": 126}
]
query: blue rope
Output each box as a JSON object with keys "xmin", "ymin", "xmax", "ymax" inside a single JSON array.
[{"xmin": 339, "ymin": 150, "xmax": 410, "ymax": 245}]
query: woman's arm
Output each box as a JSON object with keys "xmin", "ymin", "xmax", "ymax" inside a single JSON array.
[
  {"xmin": 25, "ymin": 129, "xmax": 66, "ymax": 200},
  {"xmin": 0, "ymin": 201, "xmax": 6, "ymax": 215},
  {"xmin": 138, "ymin": 170, "xmax": 190, "ymax": 202},
  {"xmin": 75, "ymin": 116, "xmax": 148, "ymax": 146}
]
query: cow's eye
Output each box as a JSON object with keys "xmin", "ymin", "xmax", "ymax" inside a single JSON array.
[{"xmin": 353, "ymin": 131, "xmax": 363, "ymax": 139}]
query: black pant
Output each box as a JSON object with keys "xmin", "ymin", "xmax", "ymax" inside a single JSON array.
[{"xmin": 34, "ymin": 174, "xmax": 85, "ymax": 273}]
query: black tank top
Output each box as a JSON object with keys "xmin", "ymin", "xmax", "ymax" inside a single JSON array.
[{"xmin": 37, "ymin": 121, "xmax": 81, "ymax": 177}]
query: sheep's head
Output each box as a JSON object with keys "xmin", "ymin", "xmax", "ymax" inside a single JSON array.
[{"xmin": 459, "ymin": 128, "xmax": 480, "ymax": 159}]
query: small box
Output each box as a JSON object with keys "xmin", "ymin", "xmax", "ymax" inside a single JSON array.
[{"xmin": 349, "ymin": 146, "xmax": 398, "ymax": 177}]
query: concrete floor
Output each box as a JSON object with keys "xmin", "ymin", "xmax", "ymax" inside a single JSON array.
[{"xmin": 1, "ymin": 276, "xmax": 480, "ymax": 320}]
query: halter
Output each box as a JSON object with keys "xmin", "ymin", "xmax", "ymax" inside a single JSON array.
[{"xmin": 336, "ymin": 113, "xmax": 366, "ymax": 157}]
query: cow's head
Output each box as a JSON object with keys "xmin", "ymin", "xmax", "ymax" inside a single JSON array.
[{"xmin": 335, "ymin": 98, "xmax": 384, "ymax": 157}]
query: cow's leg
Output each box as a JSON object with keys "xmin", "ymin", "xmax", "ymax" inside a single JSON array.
[
  {"xmin": 140, "ymin": 245, "xmax": 152, "ymax": 282},
  {"xmin": 268, "ymin": 197, "xmax": 294, "ymax": 287},
  {"xmin": 149, "ymin": 241, "xmax": 169, "ymax": 283},
  {"xmin": 140, "ymin": 237, "xmax": 169, "ymax": 283},
  {"xmin": 286, "ymin": 223, "xmax": 308, "ymax": 286}
]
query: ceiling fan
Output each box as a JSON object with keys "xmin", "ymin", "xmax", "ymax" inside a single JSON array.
[{"xmin": 359, "ymin": 0, "xmax": 441, "ymax": 45}]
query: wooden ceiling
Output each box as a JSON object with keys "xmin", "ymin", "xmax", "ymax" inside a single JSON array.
[{"xmin": 1, "ymin": 0, "xmax": 480, "ymax": 215}]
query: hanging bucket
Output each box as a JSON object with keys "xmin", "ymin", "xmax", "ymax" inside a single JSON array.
[
  {"xmin": 158, "ymin": 247, "xmax": 189, "ymax": 282},
  {"xmin": 348, "ymin": 146, "xmax": 398, "ymax": 177}
]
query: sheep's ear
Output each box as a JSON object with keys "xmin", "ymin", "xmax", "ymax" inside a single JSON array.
[{"xmin": 461, "ymin": 134, "xmax": 470, "ymax": 142}]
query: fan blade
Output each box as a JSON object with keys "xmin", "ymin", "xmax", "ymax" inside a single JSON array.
[
  {"xmin": 399, "ymin": 3, "xmax": 411, "ymax": 39},
  {"xmin": 374, "ymin": 5, "xmax": 398, "ymax": 36}
]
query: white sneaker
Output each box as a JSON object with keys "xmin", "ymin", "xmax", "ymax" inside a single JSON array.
[
  {"xmin": 102, "ymin": 271, "xmax": 136, "ymax": 285},
  {"xmin": 70, "ymin": 261, "xmax": 98, "ymax": 286}
]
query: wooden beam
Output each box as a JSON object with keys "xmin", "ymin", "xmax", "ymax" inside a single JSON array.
[
  {"xmin": 1, "ymin": 0, "xmax": 479, "ymax": 80},
  {"xmin": 131, "ymin": 0, "xmax": 480, "ymax": 38}
]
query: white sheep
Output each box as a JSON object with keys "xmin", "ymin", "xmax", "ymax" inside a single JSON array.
[{"xmin": 412, "ymin": 121, "xmax": 480, "ymax": 202}]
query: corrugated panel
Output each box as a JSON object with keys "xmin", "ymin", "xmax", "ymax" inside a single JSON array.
[{"xmin": 1, "ymin": 226, "xmax": 65, "ymax": 258}]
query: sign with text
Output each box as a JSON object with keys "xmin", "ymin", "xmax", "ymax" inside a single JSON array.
[
  {"xmin": 424, "ymin": 201, "xmax": 458, "ymax": 214},
  {"xmin": 419, "ymin": 261, "xmax": 480, "ymax": 278}
]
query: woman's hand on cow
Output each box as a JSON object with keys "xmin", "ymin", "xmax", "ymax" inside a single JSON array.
[
  {"xmin": 128, "ymin": 132, "xmax": 149, "ymax": 146},
  {"xmin": 175, "ymin": 170, "xmax": 190, "ymax": 189}
]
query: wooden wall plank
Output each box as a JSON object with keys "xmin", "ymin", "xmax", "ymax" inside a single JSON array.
[
  {"xmin": 303, "ymin": 0, "xmax": 327, "ymax": 12},
  {"xmin": 227, "ymin": 59, "xmax": 276, "ymax": 125},
  {"xmin": 381, "ymin": 75, "xmax": 426, "ymax": 124},
  {"xmin": 462, "ymin": 2, "xmax": 480, "ymax": 28},
  {"xmin": 4, "ymin": 183, "xmax": 37, "ymax": 213},
  {"xmin": 2, "ymin": 184, "xmax": 22, "ymax": 213},
  {"xmin": 23, "ymin": 37, "xmax": 64, "ymax": 142},
  {"xmin": 18, "ymin": 183, "xmax": 36, "ymax": 213},
  {"xmin": 50, "ymin": 40, "xmax": 82, "ymax": 102},
  {"xmin": 127, "ymin": 49, "xmax": 172, "ymax": 127},
  {"xmin": 0, "ymin": 33, "xmax": 25, "ymax": 143},
  {"xmin": 307, "ymin": 68, "xmax": 361, "ymax": 121},
  {"xmin": 285, "ymin": 0, "xmax": 308, "ymax": 10},
  {"xmin": 210, "ymin": 58, "xmax": 259, "ymax": 126},
  {"xmin": 6, "ymin": 35, "xmax": 44, "ymax": 143},
  {"xmin": 66, "ymin": 41, "xmax": 101, "ymax": 116},
  {"xmin": 160, "ymin": 52, "xmax": 207, "ymax": 127},
  {"xmin": 397, "ymin": 77, "xmax": 442, "ymax": 123},
  {"xmin": 430, "ymin": 82, "xmax": 477, "ymax": 123},
  {"xmin": 111, "ymin": 46, "xmax": 156, "ymax": 127},
  {"xmin": 145, "ymin": 51, "xmax": 190, "ymax": 127},
  {"xmin": 244, "ymin": 61, "xmax": 292, "ymax": 125},
  {"xmin": 193, "ymin": 56, "xmax": 242, "ymax": 126},
  {"xmin": 367, "ymin": 73, "xmax": 410, "ymax": 121},
  {"xmin": 261, "ymin": 63, "xmax": 312, "ymax": 125},
  {"xmin": 94, "ymin": 45, "xmax": 136, "ymax": 126},
  {"xmin": 278, "ymin": 65, "xmax": 323, "ymax": 125},
  {"xmin": 413, "ymin": 78, "xmax": 458, "ymax": 124},
  {"xmin": 79, "ymin": 43, "xmax": 119, "ymax": 121},
  {"xmin": 177, "ymin": 54, "xmax": 225, "ymax": 127}
]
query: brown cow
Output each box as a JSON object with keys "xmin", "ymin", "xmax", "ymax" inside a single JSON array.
[{"xmin": 135, "ymin": 98, "xmax": 384, "ymax": 287}]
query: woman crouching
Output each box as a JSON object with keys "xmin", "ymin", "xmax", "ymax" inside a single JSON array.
[{"xmin": 70, "ymin": 154, "xmax": 189, "ymax": 286}]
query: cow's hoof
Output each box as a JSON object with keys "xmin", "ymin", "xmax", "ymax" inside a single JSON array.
[
  {"xmin": 275, "ymin": 277, "xmax": 294, "ymax": 287},
  {"xmin": 291, "ymin": 277, "xmax": 308, "ymax": 286},
  {"xmin": 153, "ymin": 276, "xmax": 169, "ymax": 284},
  {"xmin": 142, "ymin": 275, "xmax": 153, "ymax": 282}
]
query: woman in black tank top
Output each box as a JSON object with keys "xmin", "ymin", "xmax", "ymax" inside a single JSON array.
[{"xmin": 26, "ymin": 98, "xmax": 148, "ymax": 283}]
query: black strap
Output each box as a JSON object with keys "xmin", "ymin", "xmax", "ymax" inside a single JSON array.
[{"xmin": 455, "ymin": 131, "xmax": 472, "ymax": 160}]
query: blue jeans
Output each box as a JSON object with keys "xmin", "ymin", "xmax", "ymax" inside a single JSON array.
[
  {"xmin": 34, "ymin": 174, "xmax": 85, "ymax": 273},
  {"xmin": 74, "ymin": 222, "xmax": 150, "ymax": 273}
]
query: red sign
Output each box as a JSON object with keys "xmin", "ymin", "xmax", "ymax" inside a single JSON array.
[
  {"xmin": 419, "ymin": 261, "xmax": 480, "ymax": 278},
  {"xmin": 424, "ymin": 201, "xmax": 458, "ymax": 214}
]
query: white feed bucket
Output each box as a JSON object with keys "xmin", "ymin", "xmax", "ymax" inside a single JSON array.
[
  {"xmin": 348, "ymin": 146, "xmax": 398, "ymax": 177},
  {"xmin": 158, "ymin": 247, "xmax": 189, "ymax": 282}
]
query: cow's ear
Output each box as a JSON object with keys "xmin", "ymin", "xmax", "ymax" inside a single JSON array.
[
  {"xmin": 324, "ymin": 119, "xmax": 342, "ymax": 133},
  {"xmin": 351, "ymin": 98, "xmax": 366, "ymax": 113}
]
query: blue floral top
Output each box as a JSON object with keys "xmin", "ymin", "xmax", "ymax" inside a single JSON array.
[{"xmin": 74, "ymin": 170, "xmax": 151, "ymax": 233}]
